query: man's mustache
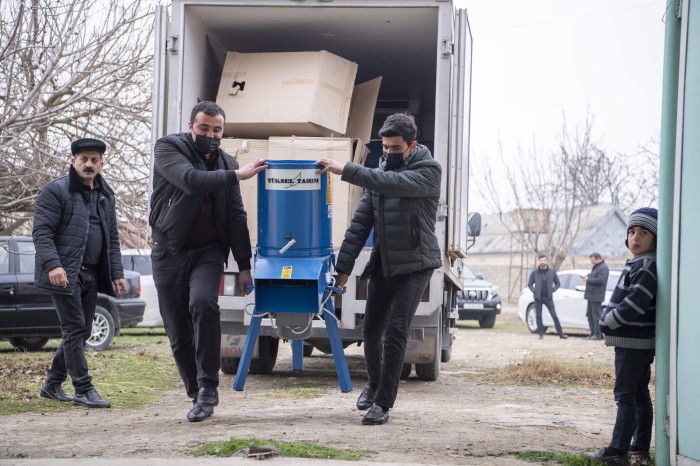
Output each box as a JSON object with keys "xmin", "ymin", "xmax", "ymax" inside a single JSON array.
[{"xmin": 83, "ymin": 168, "xmax": 95, "ymax": 173}]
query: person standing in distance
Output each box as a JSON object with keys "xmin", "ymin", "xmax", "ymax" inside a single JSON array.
[
  {"xmin": 527, "ymin": 255, "xmax": 567, "ymax": 339},
  {"xmin": 582, "ymin": 252, "xmax": 609, "ymax": 340},
  {"xmin": 316, "ymin": 113, "xmax": 442, "ymax": 426},
  {"xmin": 149, "ymin": 101, "xmax": 267, "ymax": 422},
  {"xmin": 33, "ymin": 137, "xmax": 127, "ymax": 409}
]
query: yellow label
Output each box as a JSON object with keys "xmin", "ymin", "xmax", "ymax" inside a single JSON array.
[
  {"xmin": 326, "ymin": 173, "xmax": 333, "ymax": 204},
  {"xmin": 281, "ymin": 266, "xmax": 292, "ymax": 279}
]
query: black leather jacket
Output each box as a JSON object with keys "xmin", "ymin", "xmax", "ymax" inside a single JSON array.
[{"xmin": 149, "ymin": 132, "xmax": 252, "ymax": 270}]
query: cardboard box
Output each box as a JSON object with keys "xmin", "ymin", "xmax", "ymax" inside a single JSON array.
[
  {"xmin": 216, "ymin": 51, "xmax": 358, "ymax": 138},
  {"xmin": 220, "ymin": 137, "xmax": 368, "ymax": 248}
]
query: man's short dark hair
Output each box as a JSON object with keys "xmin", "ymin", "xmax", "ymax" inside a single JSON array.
[
  {"xmin": 378, "ymin": 113, "xmax": 417, "ymax": 144},
  {"xmin": 589, "ymin": 252, "xmax": 602, "ymax": 260},
  {"xmin": 538, "ymin": 254, "xmax": 547, "ymax": 260},
  {"xmin": 190, "ymin": 101, "xmax": 226, "ymax": 124}
]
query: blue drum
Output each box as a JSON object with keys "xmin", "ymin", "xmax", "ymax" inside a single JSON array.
[{"xmin": 257, "ymin": 160, "xmax": 332, "ymax": 258}]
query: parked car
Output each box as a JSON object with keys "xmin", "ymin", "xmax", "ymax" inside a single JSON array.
[
  {"xmin": 120, "ymin": 248, "xmax": 162, "ymax": 327},
  {"xmin": 456, "ymin": 265, "xmax": 502, "ymax": 328},
  {"xmin": 0, "ymin": 236, "xmax": 145, "ymax": 350},
  {"xmin": 517, "ymin": 268, "xmax": 622, "ymax": 333}
]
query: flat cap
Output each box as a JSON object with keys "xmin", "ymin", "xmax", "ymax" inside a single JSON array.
[{"xmin": 71, "ymin": 138, "xmax": 106, "ymax": 155}]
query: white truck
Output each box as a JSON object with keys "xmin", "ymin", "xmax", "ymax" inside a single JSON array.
[{"xmin": 152, "ymin": 0, "xmax": 476, "ymax": 381}]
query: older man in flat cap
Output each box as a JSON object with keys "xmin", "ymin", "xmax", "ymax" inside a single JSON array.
[{"xmin": 33, "ymin": 137, "xmax": 127, "ymax": 409}]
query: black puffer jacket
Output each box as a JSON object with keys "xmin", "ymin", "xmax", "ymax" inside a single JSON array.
[
  {"xmin": 527, "ymin": 266, "xmax": 560, "ymax": 300},
  {"xmin": 32, "ymin": 167, "xmax": 123, "ymax": 296},
  {"xmin": 334, "ymin": 145, "xmax": 442, "ymax": 279},
  {"xmin": 149, "ymin": 133, "xmax": 252, "ymax": 270}
]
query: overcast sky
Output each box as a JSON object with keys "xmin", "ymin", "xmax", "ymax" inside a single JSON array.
[{"xmin": 453, "ymin": 0, "xmax": 666, "ymax": 210}]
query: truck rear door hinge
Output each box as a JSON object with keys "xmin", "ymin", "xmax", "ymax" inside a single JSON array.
[
  {"xmin": 437, "ymin": 201, "xmax": 448, "ymax": 220},
  {"xmin": 441, "ymin": 39, "xmax": 454, "ymax": 58},
  {"xmin": 169, "ymin": 35, "xmax": 179, "ymax": 55}
]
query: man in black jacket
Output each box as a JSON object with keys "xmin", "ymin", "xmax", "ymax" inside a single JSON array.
[
  {"xmin": 583, "ymin": 252, "xmax": 609, "ymax": 340},
  {"xmin": 149, "ymin": 101, "xmax": 267, "ymax": 422},
  {"xmin": 33, "ymin": 138, "xmax": 127, "ymax": 409},
  {"xmin": 527, "ymin": 255, "xmax": 567, "ymax": 340},
  {"xmin": 316, "ymin": 113, "xmax": 442, "ymax": 426}
]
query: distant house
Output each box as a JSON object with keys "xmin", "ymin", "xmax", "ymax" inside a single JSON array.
[{"xmin": 464, "ymin": 204, "xmax": 630, "ymax": 303}]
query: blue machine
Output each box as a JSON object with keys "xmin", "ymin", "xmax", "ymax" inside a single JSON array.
[{"xmin": 233, "ymin": 160, "xmax": 352, "ymax": 393}]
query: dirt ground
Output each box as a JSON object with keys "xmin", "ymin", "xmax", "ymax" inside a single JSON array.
[{"xmin": 0, "ymin": 310, "xmax": 629, "ymax": 465}]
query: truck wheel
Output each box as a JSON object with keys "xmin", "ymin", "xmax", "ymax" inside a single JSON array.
[
  {"xmin": 525, "ymin": 305, "xmax": 546, "ymax": 334},
  {"xmin": 249, "ymin": 336, "xmax": 279, "ymax": 375},
  {"xmin": 479, "ymin": 316, "xmax": 496, "ymax": 328},
  {"xmin": 86, "ymin": 306, "xmax": 114, "ymax": 350},
  {"xmin": 8, "ymin": 336, "xmax": 50, "ymax": 351},
  {"xmin": 220, "ymin": 357, "xmax": 240, "ymax": 375},
  {"xmin": 400, "ymin": 363, "xmax": 412, "ymax": 380},
  {"xmin": 303, "ymin": 343, "xmax": 313, "ymax": 357}
]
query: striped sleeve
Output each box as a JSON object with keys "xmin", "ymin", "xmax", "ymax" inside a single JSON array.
[{"xmin": 606, "ymin": 259, "xmax": 656, "ymax": 329}]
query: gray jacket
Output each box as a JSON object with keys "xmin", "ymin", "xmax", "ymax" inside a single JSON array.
[
  {"xmin": 528, "ymin": 266, "xmax": 560, "ymax": 301},
  {"xmin": 334, "ymin": 145, "xmax": 442, "ymax": 279},
  {"xmin": 584, "ymin": 260, "xmax": 609, "ymax": 302}
]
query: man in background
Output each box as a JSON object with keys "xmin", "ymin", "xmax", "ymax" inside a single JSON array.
[{"xmin": 582, "ymin": 252, "xmax": 609, "ymax": 340}]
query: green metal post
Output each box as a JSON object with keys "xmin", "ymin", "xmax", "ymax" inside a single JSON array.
[{"xmin": 656, "ymin": 1, "xmax": 681, "ymax": 464}]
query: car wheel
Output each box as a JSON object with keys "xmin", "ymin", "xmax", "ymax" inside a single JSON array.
[
  {"xmin": 8, "ymin": 336, "xmax": 50, "ymax": 351},
  {"xmin": 249, "ymin": 336, "xmax": 279, "ymax": 375},
  {"xmin": 479, "ymin": 316, "xmax": 496, "ymax": 328},
  {"xmin": 525, "ymin": 304, "xmax": 547, "ymax": 334},
  {"xmin": 220, "ymin": 356, "xmax": 240, "ymax": 375},
  {"xmin": 400, "ymin": 363, "xmax": 412, "ymax": 380},
  {"xmin": 86, "ymin": 306, "xmax": 115, "ymax": 350}
]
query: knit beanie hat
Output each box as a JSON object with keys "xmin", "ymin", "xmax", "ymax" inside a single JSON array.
[{"xmin": 625, "ymin": 207, "xmax": 658, "ymax": 247}]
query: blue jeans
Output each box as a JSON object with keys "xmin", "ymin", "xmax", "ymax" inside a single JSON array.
[
  {"xmin": 45, "ymin": 267, "xmax": 98, "ymax": 394},
  {"xmin": 151, "ymin": 242, "xmax": 225, "ymax": 398},
  {"xmin": 363, "ymin": 260, "xmax": 433, "ymax": 409},
  {"xmin": 534, "ymin": 298, "xmax": 563, "ymax": 336},
  {"xmin": 610, "ymin": 347, "xmax": 655, "ymax": 452}
]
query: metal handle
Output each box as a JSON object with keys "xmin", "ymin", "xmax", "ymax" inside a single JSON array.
[{"xmin": 278, "ymin": 238, "xmax": 296, "ymax": 254}]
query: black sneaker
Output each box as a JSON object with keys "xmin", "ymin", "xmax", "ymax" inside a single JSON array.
[{"xmin": 585, "ymin": 447, "xmax": 630, "ymax": 465}]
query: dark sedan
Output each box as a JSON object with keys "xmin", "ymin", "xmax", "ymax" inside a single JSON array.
[{"xmin": 0, "ymin": 236, "xmax": 145, "ymax": 350}]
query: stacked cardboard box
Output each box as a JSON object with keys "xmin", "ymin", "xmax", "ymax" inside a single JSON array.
[{"xmin": 216, "ymin": 50, "xmax": 381, "ymax": 248}]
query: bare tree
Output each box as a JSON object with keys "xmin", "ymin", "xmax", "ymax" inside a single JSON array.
[
  {"xmin": 472, "ymin": 112, "xmax": 658, "ymax": 270},
  {"xmin": 0, "ymin": 0, "xmax": 153, "ymax": 247}
]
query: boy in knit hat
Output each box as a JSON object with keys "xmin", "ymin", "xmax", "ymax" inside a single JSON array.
[{"xmin": 586, "ymin": 207, "xmax": 658, "ymax": 465}]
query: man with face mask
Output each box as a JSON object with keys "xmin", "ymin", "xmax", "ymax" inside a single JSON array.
[
  {"xmin": 316, "ymin": 113, "xmax": 442, "ymax": 426},
  {"xmin": 33, "ymin": 138, "xmax": 127, "ymax": 409},
  {"xmin": 149, "ymin": 101, "xmax": 267, "ymax": 422}
]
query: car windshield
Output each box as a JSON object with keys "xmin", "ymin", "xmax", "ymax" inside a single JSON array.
[{"xmin": 462, "ymin": 265, "xmax": 476, "ymax": 280}]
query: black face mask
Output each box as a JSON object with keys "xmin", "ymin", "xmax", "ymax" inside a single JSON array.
[
  {"xmin": 384, "ymin": 153, "xmax": 405, "ymax": 171},
  {"xmin": 193, "ymin": 134, "xmax": 221, "ymax": 155}
]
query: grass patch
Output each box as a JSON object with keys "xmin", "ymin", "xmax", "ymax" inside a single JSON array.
[
  {"xmin": 517, "ymin": 449, "xmax": 655, "ymax": 465},
  {"xmin": 0, "ymin": 330, "xmax": 179, "ymax": 415},
  {"xmin": 473, "ymin": 356, "xmax": 614, "ymax": 388},
  {"xmin": 192, "ymin": 437, "xmax": 375, "ymax": 460},
  {"xmin": 518, "ymin": 450, "xmax": 596, "ymax": 465}
]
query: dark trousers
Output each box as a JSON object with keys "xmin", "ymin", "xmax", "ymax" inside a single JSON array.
[
  {"xmin": 45, "ymin": 268, "xmax": 98, "ymax": 394},
  {"xmin": 534, "ymin": 297, "xmax": 564, "ymax": 336},
  {"xmin": 363, "ymin": 261, "xmax": 433, "ymax": 409},
  {"xmin": 586, "ymin": 300, "xmax": 603, "ymax": 338},
  {"xmin": 152, "ymin": 242, "xmax": 225, "ymax": 398},
  {"xmin": 610, "ymin": 347, "xmax": 655, "ymax": 452}
]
